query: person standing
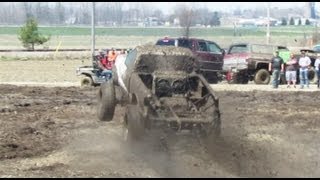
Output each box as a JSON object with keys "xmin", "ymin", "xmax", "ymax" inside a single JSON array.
[
  {"xmin": 285, "ymin": 53, "xmax": 298, "ymax": 88},
  {"xmin": 298, "ymin": 51, "xmax": 311, "ymax": 89},
  {"xmin": 268, "ymin": 51, "xmax": 284, "ymax": 89},
  {"xmin": 315, "ymin": 54, "xmax": 320, "ymax": 88},
  {"xmin": 108, "ymin": 48, "xmax": 118, "ymax": 62}
]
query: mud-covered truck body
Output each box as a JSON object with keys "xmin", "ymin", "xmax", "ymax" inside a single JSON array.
[
  {"xmin": 155, "ymin": 37, "xmax": 225, "ymax": 84},
  {"xmin": 223, "ymin": 43, "xmax": 290, "ymax": 84},
  {"xmin": 97, "ymin": 45, "xmax": 221, "ymax": 142}
]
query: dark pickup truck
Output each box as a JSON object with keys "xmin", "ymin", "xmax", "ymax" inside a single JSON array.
[{"xmin": 155, "ymin": 37, "xmax": 225, "ymax": 83}]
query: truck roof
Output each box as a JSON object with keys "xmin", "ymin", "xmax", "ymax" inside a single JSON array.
[
  {"xmin": 157, "ymin": 37, "xmax": 208, "ymax": 42},
  {"xmin": 230, "ymin": 42, "xmax": 288, "ymax": 49}
]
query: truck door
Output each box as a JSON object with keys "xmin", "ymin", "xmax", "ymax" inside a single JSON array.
[
  {"xmin": 193, "ymin": 40, "xmax": 210, "ymax": 72},
  {"xmin": 206, "ymin": 41, "xmax": 224, "ymax": 71},
  {"xmin": 194, "ymin": 40, "xmax": 223, "ymax": 72}
]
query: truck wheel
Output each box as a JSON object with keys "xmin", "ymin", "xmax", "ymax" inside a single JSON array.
[
  {"xmin": 254, "ymin": 69, "xmax": 270, "ymax": 84},
  {"xmin": 97, "ymin": 81, "xmax": 116, "ymax": 121},
  {"xmin": 308, "ymin": 67, "xmax": 317, "ymax": 84},
  {"xmin": 123, "ymin": 105, "xmax": 145, "ymax": 142},
  {"xmin": 80, "ymin": 75, "xmax": 93, "ymax": 87}
]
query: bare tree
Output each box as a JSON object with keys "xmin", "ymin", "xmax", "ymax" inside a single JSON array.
[
  {"xmin": 55, "ymin": 2, "xmax": 65, "ymax": 24},
  {"xmin": 175, "ymin": 4, "xmax": 195, "ymax": 38},
  {"xmin": 114, "ymin": 2, "xmax": 123, "ymax": 26}
]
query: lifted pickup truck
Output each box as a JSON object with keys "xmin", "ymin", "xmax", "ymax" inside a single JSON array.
[
  {"xmin": 97, "ymin": 45, "xmax": 221, "ymax": 142},
  {"xmin": 223, "ymin": 43, "xmax": 318, "ymax": 84},
  {"xmin": 223, "ymin": 43, "xmax": 290, "ymax": 84}
]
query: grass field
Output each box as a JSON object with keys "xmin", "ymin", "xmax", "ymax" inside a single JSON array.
[
  {"xmin": 0, "ymin": 26, "xmax": 317, "ymax": 52},
  {"xmin": 0, "ymin": 26, "xmax": 316, "ymax": 36}
]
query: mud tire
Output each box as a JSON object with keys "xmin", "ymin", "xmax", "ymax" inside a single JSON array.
[
  {"xmin": 254, "ymin": 69, "xmax": 270, "ymax": 84},
  {"xmin": 123, "ymin": 105, "xmax": 145, "ymax": 142},
  {"xmin": 308, "ymin": 67, "xmax": 317, "ymax": 84},
  {"xmin": 97, "ymin": 81, "xmax": 116, "ymax": 121},
  {"xmin": 80, "ymin": 75, "xmax": 93, "ymax": 87}
]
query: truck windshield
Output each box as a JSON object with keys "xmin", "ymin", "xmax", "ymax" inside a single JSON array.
[{"xmin": 229, "ymin": 45, "xmax": 248, "ymax": 54}]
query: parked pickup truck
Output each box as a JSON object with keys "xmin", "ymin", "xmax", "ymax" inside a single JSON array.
[{"xmin": 223, "ymin": 43, "xmax": 290, "ymax": 84}]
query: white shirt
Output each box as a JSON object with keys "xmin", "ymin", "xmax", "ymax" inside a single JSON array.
[
  {"xmin": 298, "ymin": 56, "xmax": 311, "ymax": 68},
  {"xmin": 315, "ymin": 58, "xmax": 320, "ymax": 71}
]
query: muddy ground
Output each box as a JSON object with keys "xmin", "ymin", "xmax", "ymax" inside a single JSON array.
[{"xmin": 0, "ymin": 84, "xmax": 320, "ymax": 177}]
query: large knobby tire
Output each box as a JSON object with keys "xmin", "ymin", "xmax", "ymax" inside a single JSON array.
[
  {"xmin": 308, "ymin": 67, "xmax": 317, "ymax": 84},
  {"xmin": 80, "ymin": 75, "xmax": 93, "ymax": 87},
  {"xmin": 123, "ymin": 105, "xmax": 145, "ymax": 143},
  {"xmin": 254, "ymin": 69, "xmax": 270, "ymax": 84},
  {"xmin": 97, "ymin": 81, "xmax": 116, "ymax": 121}
]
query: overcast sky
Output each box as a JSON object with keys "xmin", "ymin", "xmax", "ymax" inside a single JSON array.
[{"xmin": 120, "ymin": 2, "xmax": 311, "ymax": 14}]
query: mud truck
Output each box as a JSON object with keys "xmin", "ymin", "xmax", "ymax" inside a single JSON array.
[
  {"xmin": 97, "ymin": 45, "xmax": 221, "ymax": 142},
  {"xmin": 223, "ymin": 43, "xmax": 318, "ymax": 84},
  {"xmin": 155, "ymin": 37, "xmax": 225, "ymax": 84}
]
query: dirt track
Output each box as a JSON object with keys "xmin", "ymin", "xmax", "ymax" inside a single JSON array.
[{"xmin": 1, "ymin": 83, "xmax": 320, "ymax": 177}]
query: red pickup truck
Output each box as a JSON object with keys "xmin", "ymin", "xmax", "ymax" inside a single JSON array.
[
  {"xmin": 155, "ymin": 37, "xmax": 225, "ymax": 83},
  {"xmin": 223, "ymin": 43, "xmax": 290, "ymax": 84},
  {"xmin": 223, "ymin": 43, "xmax": 318, "ymax": 84}
]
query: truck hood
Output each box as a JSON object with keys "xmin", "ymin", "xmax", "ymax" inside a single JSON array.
[{"xmin": 223, "ymin": 53, "xmax": 250, "ymax": 71}]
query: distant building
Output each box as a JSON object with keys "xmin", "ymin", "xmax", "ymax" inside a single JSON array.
[
  {"xmin": 144, "ymin": 17, "xmax": 159, "ymax": 26},
  {"xmin": 65, "ymin": 17, "xmax": 76, "ymax": 24},
  {"xmin": 173, "ymin": 18, "xmax": 179, "ymax": 26}
]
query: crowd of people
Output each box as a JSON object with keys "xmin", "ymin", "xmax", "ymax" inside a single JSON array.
[{"xmin": 269, "ymin": 50, "xmax": 320, "ymax": 89}]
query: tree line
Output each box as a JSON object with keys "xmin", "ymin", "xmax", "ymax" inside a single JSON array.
[
  {"xmin": 281, "ymin": 17, "xmax": 311, "ymax": 26},
  {"xmin": 0, "ymin": 2, "xmax": 221, "ymax": 27}
]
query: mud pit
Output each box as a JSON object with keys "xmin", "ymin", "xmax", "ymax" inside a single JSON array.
[{"xmin": 1, "ymin": 84, "xmax": 320, "ymax": 177}]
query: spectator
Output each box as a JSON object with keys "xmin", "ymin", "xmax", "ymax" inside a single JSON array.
[
  {"xmin": 95, "ymin": 49, "xmax": 112, "ymax": 78},
  {"xmin": 97, "ymin": 49, "xmax": 105, "ymax": 60},
  {"xmin": 285, "ymin": 53, "xmax": 298, "ymax": 88},
  {"xmin": 315, "ymin": 54, "xmax": 320, "ymax": 88},
  {"xmin": 298, "ymin": 50, "xmax": 311, "ymax": 89},
  {"xmin": 268, "ymin": 51, "xmax": 284, "ymax": 89},
  {"xmin": 108, "ymin": 48, "xmax": 118, "ymax": 62}
]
